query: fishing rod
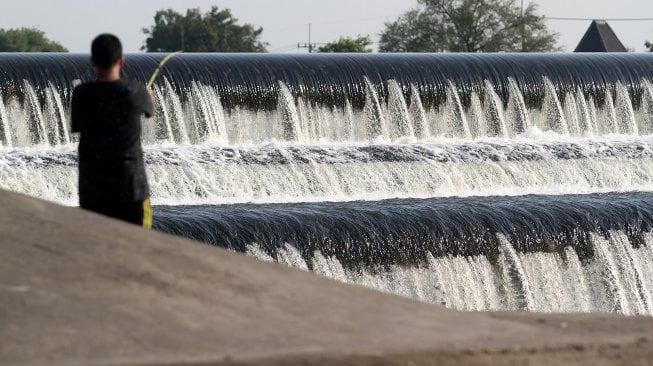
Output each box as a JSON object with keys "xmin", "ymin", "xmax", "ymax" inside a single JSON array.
[{"xmin": 146, "ymin": 51, "xmax": 182, "ymax": 89}]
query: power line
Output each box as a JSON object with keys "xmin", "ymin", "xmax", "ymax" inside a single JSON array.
[
  {"xmin": 271, "ymin": 14, "xmax": 653, "ymax": 30},
  {"xmin": 269, "ymin": 44, "xmax": 300, "ymax": 52},
  {"xmin": 309, "ymin": 15, "xmax": 395, "ymax": 26},
  {"xmin": 271, "ymin": 15, "xmax": 653, "ymax": 32},
  {"xmin": 268, "ymin": 14, "xmax": 395, "ymax": 34},
  {"xmin": 545, "ymin": 17, "xmax": 653, "ymax": 21}
]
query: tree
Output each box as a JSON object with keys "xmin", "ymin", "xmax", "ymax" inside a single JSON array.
[
  {"xmin": 646, "ymin": 41, "xmax": 653, "ymax": 52},
  {"xmin": 142, "ymin": 7, "xmax": 267, "ymax": 52},
  {"xmin": 317, "ymin": 35, "xmax": 373, "ymax": 53},
  {"xmin": 379, "ymin": 9, "xmax": 448, "ymax": 52},
  {"xmin": 379, "ymin": 0, "xmax": 560, "ymax": 52},
  {"xmin": 0, "ymin": 28, "xmax": 67, "ymax": 52}
]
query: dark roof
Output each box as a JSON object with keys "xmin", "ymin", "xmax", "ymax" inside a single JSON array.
[{"xmin": 574, "ymin": 20, "xmax": 627, "ymax": 52}]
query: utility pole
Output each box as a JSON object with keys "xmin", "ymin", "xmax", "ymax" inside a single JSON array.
[
  {"xmin": 180, "ymin": 23, "xmax": 185, "ymax": 52},
  {"xmin": 179, "ymin": 0, "xmax": 185, "ymax": 51},
  {"xmin": 297, "ymin": 23, "xmax": 317, "ymax": 53},
  {"xmin": 520, "ymin": 0, "xmax": 525, "ymax": 52}
]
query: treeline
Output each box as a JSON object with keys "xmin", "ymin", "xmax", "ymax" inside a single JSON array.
[
  {"xmin": 0, "ymin": 28, "xmax": 67, "ymax": 52},
  {"xmin": 4, "ymin": 1, "xmax": 652, "ymax": 53},
  {"xmin": 140, "ymin": 1, "xmax": 561, "ymax": 53}
]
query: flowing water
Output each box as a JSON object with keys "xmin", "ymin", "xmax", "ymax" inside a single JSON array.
[{"xmin": 2, "ymin": 53, "xmax": 653, "ymax": 314}]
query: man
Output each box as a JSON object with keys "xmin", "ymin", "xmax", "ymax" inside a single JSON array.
[{"xmin": 71, "ymin": 34, "xmax": 153, "ymax": 228}]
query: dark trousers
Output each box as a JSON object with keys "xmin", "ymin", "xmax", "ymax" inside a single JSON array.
[{"xmin": 81, "ymin": 198, "xmax": 152, "ymax": 228}]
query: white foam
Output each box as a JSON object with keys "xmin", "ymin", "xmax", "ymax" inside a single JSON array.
[
  {"xmin": 4, "ymin": 137, "xmax": 653, "ymax": 206},
  {"xmin": 3, "ymin": 77, "xmax": 653, "ymax": 148}
]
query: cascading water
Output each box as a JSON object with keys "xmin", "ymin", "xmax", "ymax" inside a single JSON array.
[{"xmin": 2, "ymin": 53, "xmax": 653, "ymax": 315}]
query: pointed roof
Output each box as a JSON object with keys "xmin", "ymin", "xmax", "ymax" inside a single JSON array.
[{"xmin": 574, "ymin": 20, "xmax": 627, "ymax": 52}]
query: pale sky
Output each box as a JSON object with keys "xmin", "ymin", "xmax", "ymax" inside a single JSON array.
[{"xmin": 1, "ymin": 0, "xmax": 652, "ymax": 53}]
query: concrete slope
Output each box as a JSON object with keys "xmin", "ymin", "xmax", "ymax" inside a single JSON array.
[{"xmin": 1, "ymin": 189, "xmax": 652, "ymax": 366}]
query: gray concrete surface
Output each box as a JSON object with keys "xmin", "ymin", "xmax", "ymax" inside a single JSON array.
[{"xmin": 1, "ymin": 189, "xmax": 653, "ymax": 365}]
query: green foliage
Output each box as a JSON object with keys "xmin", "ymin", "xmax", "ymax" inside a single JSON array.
[
  {"xmin": 317, "ymin": 35, "xmax": 373, "ymax": 53},
  {"xmin": 142, "ymin": 7, "xmax": 267, "ymax": 52},
  {"xmin": 379, "ymin": 9, "xmax": 448, "ymax": 52},
  {"xmin": 646, "ymin": 41, "xmax": 653, "ymax": 52},
  {"xmin": 0, "ymin": 28, "xmax": 67, "ymax": 52},
  {"xmin": 379, "ymin": 0, "xmax": 560, "ymax": 52}
]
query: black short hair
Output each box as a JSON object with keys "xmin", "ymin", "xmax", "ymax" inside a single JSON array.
[{"xmin": 91, "ymin": 34, "xmax": 123, "ymax": 68}]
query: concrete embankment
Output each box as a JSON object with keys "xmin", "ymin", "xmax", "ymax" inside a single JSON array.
[{"xmin": 1, "ymin": 189, "xmax": 652, "ymax": 365}]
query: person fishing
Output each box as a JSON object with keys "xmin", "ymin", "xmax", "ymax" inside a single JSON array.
[{"xmin": 71, "ymin": 34, "xmax": 153, "ymax": 228}]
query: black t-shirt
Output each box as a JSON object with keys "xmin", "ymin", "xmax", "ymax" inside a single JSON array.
[{"xmin": 71, "ymin": 79, "xmax": 153, "ymax": 206}]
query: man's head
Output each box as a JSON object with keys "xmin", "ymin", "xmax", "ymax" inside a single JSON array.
[{"xmin": 91, "ymin": 34, "xmax": 123, "ymax": 69}]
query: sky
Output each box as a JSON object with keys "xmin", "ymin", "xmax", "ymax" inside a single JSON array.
[{"xmin": 1, "ymin": 0, "xmax": 653, "ymax": 53}]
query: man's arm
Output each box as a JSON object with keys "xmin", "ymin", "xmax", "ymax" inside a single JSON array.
[{"xmin": 142, "ymin": 87, "xmax": 154, "ymax": 118}]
